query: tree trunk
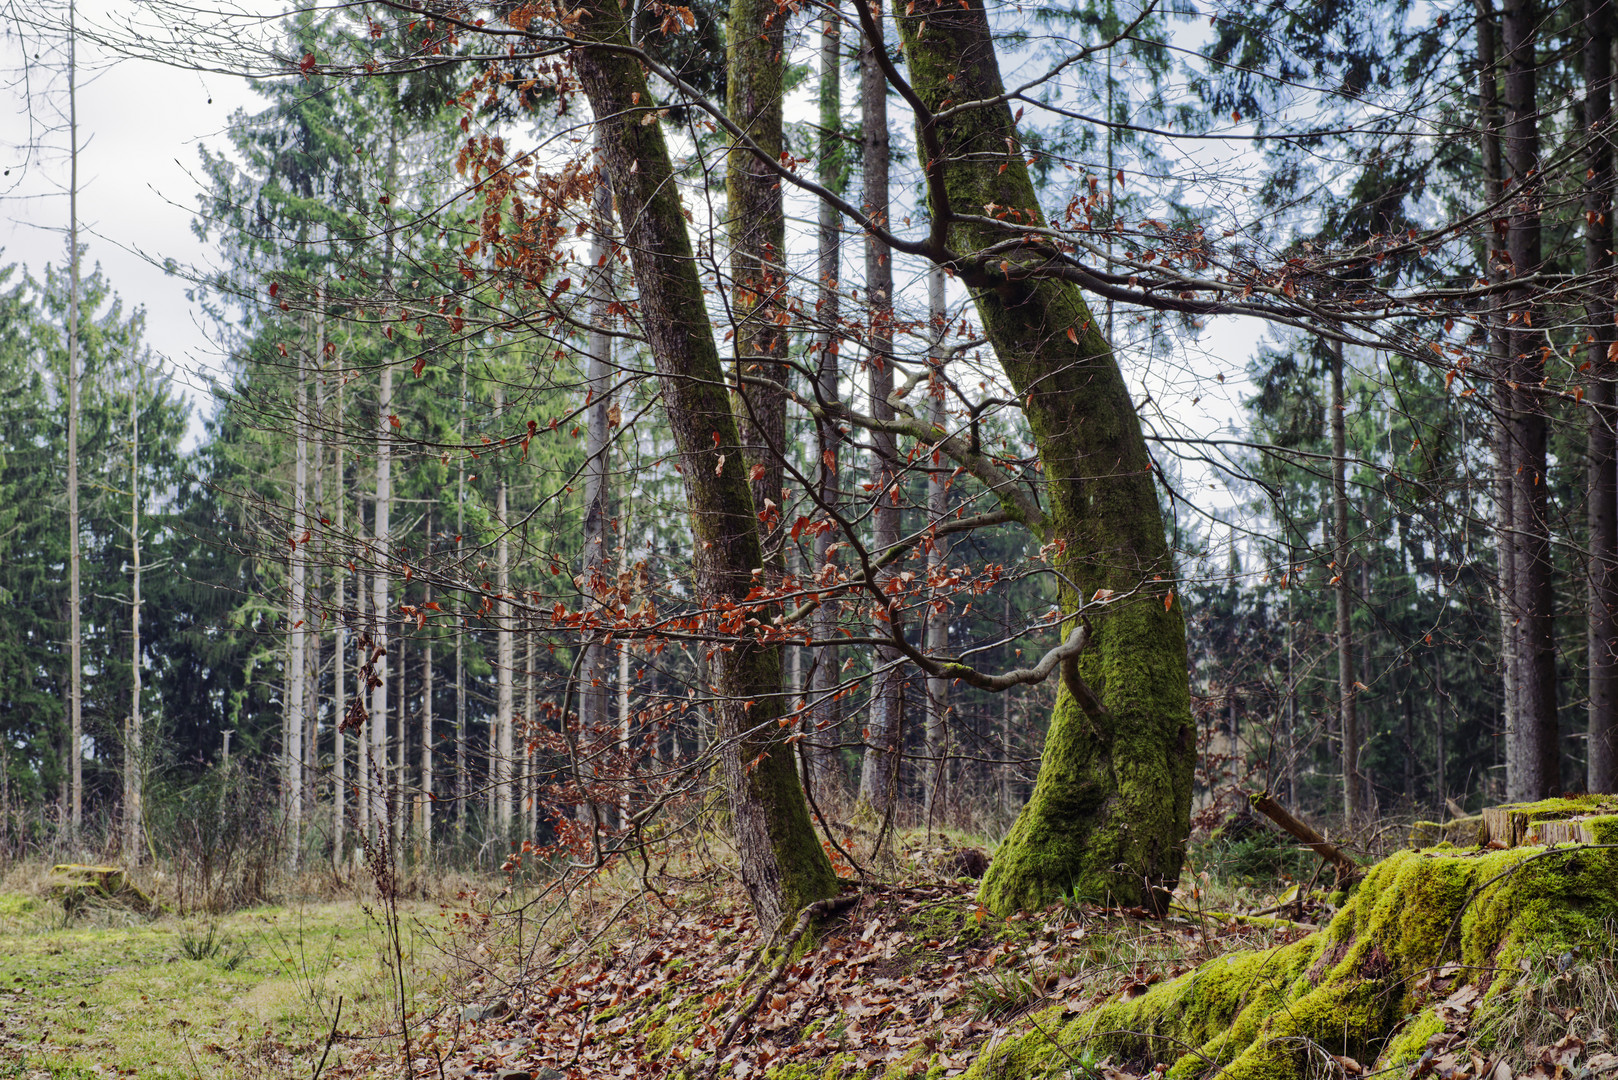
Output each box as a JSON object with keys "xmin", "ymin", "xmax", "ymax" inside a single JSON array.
[
  {"xmin": 895, "ymin": 0, "xmax": 1195, "ymax": 912},
  {"xmin": 573, "ymin": 1, "xmax": 839, "ymax": 929},
  {"xmin": 334, "ymin": 376, "xmax": 347, "ymax": 867},
  {"xmin": 811, "ymin": 0, "xmax": 846, "ymax": 797},
  {"xmin": 857, "ymin": 17, "xmax": 903, "ymax": 816},
  {"xmin": 125, "ymin": 367, "xmax": 143, "ymax": 863},
  {"xmin": 371, "ymin": 360, "xmax": 392, "ymax": 840},
  {"xmin": 67, "ymin": 2, "xmax": 83, "ymax": 835},
  {"xmin": 924, "ymin": 266, "xmax": 950, "ymax": 827},
  {"xmin": 288, "ymin": 299, "xmax": 309, "ymax": 867},
  {"xmin": 456, "ymin": 361, "xmax": 468, "ymax": 838},
  {"xmin": 581, "ymin": 148, "xmax": 613, "ymax": 829},
  {"xmin": 727, "ymin": 0, "xmax": 790, "ymax": 569},
  {"xmin": 423, "ymin": 571, "xmax": 434, "ymax": 843},
  {"xmin": 1586, "ymin": 0, "xmax": 1618, "ymax": 793},
  {"xmin": 1478, "ymin": 5, "xmax": 1520, "ymax": 799},
  {"xmin": 1331, "ymin": 339, "xmax": 1362, "ymax": 821},
  {"xmin": 1502, "ymin": 0, "xmax": 1559, "ymax": 799},
  {"xmin": 495, "ymin": 387, "xmax": 514, "ymax": 833}
]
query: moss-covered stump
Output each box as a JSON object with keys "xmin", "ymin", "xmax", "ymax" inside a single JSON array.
[
  {"xmin": 48, "ymin": 864, "xmax": 155, "ymax": 912},
  {"xmin": 964, "ymin": 837, "xmax": 1618, "ymax": 1079}
]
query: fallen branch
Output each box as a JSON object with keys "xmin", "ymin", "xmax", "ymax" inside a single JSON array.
[{"xmin": 1249, "ymin": 791, "xmax": 1361, "ymax": 886}]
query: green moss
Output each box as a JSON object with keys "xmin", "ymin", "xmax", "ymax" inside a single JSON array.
[
  {"xmin": 1380, "ymin": 1011, "xmax": 1445, "ymax": 1067},
  {"xmin": 962, "ymin": 844, "xmax": 1618, "ymax": 1079},
  {"xmin": 0, "ymin": 892, "xmax": 37, "ymax": 918}
]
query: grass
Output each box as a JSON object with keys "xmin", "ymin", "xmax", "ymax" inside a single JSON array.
[{"xmin": 0, "ymin": 889, "xmax": 438, "ymax": 1080}]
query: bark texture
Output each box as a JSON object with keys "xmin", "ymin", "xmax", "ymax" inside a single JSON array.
[
  {"xmin": 857, "ymin": 19, "xmax": 904, "ymax": 815},
  {"xmin": 1585, "ymin": 0, "xmax": 1618, "ymax": 793},
  {"xmin": 573, "ymin": 2, "xmax": 838, "ymax": 930},
  {"xmin": 727, "ymin": 0, "xmax": 790, "ymax": 565},
  {"xmin": 894, "ymin": 0, "xmax": 1194, "ymax": 912},
  {"xmin": 1502, "ymin": 0, "xmax": 1559, "ymax": 799},
  {"xmin": 810, "ymin": 1, "xmax": 845, "ymax": 796},
  {"xmin": 1330, "ymin": 339, "xmax": 1362, "ymax": 820}
]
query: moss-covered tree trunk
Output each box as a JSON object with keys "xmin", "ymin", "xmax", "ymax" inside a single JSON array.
[
  {"xmin": 893, "ymin": 0, "xmax": 1194, "ymax": 912},
  {"xmin": 574, "ymin": 0, "xmax": 839, "ymax": 931}
]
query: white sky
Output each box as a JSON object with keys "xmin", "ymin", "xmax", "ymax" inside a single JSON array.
[{"xmin": 1, "ymin": 0, "xmax": 271, "ymax": 439}]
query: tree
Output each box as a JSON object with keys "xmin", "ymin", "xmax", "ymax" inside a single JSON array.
[{"xmin": 571, "ymin": 0, "xmax": 841, "ymax": 928}]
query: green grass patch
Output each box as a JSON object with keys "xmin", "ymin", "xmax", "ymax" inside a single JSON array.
[{"xmin": 0, "ymin": 897, "xmax": 439, "ymax": 1079}]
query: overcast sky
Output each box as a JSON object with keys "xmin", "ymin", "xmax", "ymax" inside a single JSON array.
[
  {"xmin": 1, "ymin": 0, "xmax": 272, "ymax": 436},
  {"xmin": 1, "ymin": 1, "xmax": 1265, "ymax": 545}
]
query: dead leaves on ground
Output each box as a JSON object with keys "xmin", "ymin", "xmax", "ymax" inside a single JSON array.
[{"xmin": 405, "ymin": 878, "xmax": 1309, "ymax": 1080}]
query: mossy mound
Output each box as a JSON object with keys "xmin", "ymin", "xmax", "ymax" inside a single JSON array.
[
  {"xmin": 48, "ymin": 863, "xmax": 156, "ymax": 912},
  {"xmin": 964, "ymin": 828, "xmax": 1618, "ymax": 1078}
]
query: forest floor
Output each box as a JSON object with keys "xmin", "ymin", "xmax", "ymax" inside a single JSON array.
[
  {"xmin": 0, "ymin": 883, "xmax": 452, "ymax": 1080},
  {"xmin": 7, "ymin": 824, "xmax": 1607, "ymax": 1080},
  {"xmin": 0, "ymin": 835, "xmax": 1305, "ymax": 1080}
]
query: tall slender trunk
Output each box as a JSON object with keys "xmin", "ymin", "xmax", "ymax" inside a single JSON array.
[
  {"xmin": 66, "ymin": 0, "xmax": 83, "ymax": 835},
  {"xmin": 288, "ymin": 301, "xmax": 309, "ymax": 867},
  {"xmin": 524, "ymin": 613, "xmax": 536, "ymax": 831},
  {"xmin": 125, "ymin": 367, "xmax": 143, "ymax": 862},
  {"xmin": 582, "ymin": 144, "xmax": 614, "ymax": 828},
  {"xmin": 333, "ymin": 375, "xmax": 347, "ymax": 867},
  {"xmin": 1586, "ymin": 0, "xmax": 1618, "ymax": 793},
  {"xmin": 1331, "ymin": 339, "xmax": 1362, "ymax": 821},
  {"xmin": 306, "ymin": 321, "xmax": 323, "ymax": 825},
  {"xmin": 923, "ymin": 266, "xmax": 950, "ymax": 826},
  {"xmin": 618, "ymin": 542, "xmax": 632, "ymax": 829},
  {"xmin": 370, "ymin": 122, "xmax": 399, "ymax": 843},
  {"xmin": 422, "ymin": 566, "xmax": 435, "ymax": 843},
  {"xmin": 896, "ymin": 0, "xmax": 1195, "ymax": 912},
  {"xmin": 811, "ymin": 0, "xmax": 846, "ymax": 796},
  {"xmin": 1479, "ymin": 4, "xmax": 1519, "ymax": 790},
  {"xmin": 1503, "ymin": 0, "xmax": 1559, "ymax": 798},
  {"xmin": 574, "ymin": 0, "xmax": 839, "ymax": 928},
  {"xmin": 495, "ymin": 387, "xmax": 514, "ymax": 833},
  {"xmin": 371, "ymin": 362, "xmax": 392, "ymax": 839},
  {"xmin": 395, "ymin": 630, "xmax": 406, "ymax": 850},
  {"xmin": 857, "ymin": 17, "xmax": 902, "ymax": 813},
  {"xmin": 456, "ymin": 362, "xmax": 468, "ymax": 837}
]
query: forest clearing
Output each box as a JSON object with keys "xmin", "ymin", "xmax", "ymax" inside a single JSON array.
[{"xmin": 10, "ymin": 0, "xmax": 1618, "ymax": 1073}]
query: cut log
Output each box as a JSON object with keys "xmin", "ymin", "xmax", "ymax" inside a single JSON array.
[{"xmin": 1478, "ymin": 797, "xmax": 1618, "ymax": 848}]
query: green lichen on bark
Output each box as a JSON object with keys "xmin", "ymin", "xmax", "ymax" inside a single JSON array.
[
  {"xmin": 893, "ymin": 0, "xmax": 1193, "ymax": 914},
  {"xmin": 962, "ymin": 838, "xmax": 1618, "ymax": 1079}
]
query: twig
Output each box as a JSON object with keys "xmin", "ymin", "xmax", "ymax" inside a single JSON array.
[{"xmin": 311, "ymin": 995, "xmax": 343, "ymax": 1080}]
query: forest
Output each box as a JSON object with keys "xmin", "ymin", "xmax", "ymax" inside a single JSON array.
[{"xmin": 4, "ymin": 0, "xmax": 1618, "ymax": 1076}]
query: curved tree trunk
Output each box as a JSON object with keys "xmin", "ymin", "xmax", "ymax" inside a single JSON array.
[
  {"xmin": 894, "ymin": 0, "xmax": 1194, "ymax": 912},
  {"xmin": 573, "ymin": 0, "xmax": 838, "ymax": 931}
]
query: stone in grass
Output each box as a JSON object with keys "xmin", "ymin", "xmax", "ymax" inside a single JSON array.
[
  {"xmin": 48, "ymin": 864, "xmax": 156, "ymax": 913},
  {"xmin": 965, "ymin": 797, "xmax": 1618, "ymax": 1080}
]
